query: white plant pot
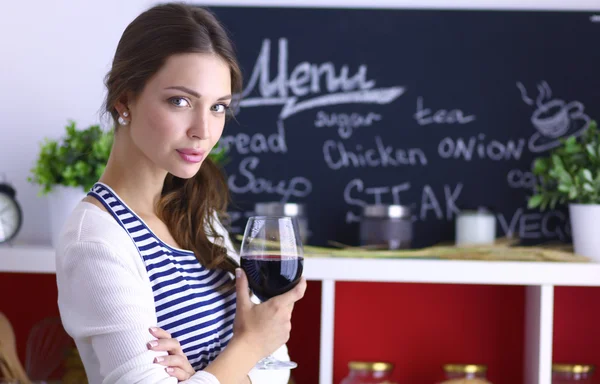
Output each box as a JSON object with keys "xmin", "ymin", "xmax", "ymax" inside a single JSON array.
[
  {"xmin": 569, "ymin": 203, "xmax": 600, "ymax": 262},
  {"xmin": 47, "ymin": 185, "xmax": 87, "ymax": 248}
]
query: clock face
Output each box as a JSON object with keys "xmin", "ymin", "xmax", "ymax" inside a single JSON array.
[{"xmin": 0, "ymin": 192, "xmax": 22, "ymax": 243}]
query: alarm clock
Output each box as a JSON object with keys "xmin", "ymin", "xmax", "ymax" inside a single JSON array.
[{"xmin": 0, "ymin": 182, "xmax": 23, "ymax": 244}]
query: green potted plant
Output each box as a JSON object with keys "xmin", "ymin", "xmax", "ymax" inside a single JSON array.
[
  {"xmin": 29, "ymin": 120, "xmax": 230, "ymax": 247},
  {"xmin": 28, "ymin": 120, "xmax": 113, "ymax": 246},
  {"xmin": 528, "ymin": 119, "xmax": 600, "ymax": 260}
]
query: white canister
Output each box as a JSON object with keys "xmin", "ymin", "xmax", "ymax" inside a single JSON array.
[{"xmin": 455, "ymin": 208, "xmax": 496, "ymax": 245}]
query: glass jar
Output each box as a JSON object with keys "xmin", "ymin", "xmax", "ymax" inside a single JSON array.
[
  {"xmin": 339, "ymin": 361, "xmax": 397, "ymax": 384},
  {"xmin": 552, "ymin": 364, "xmax": 595, "ymax": 384},
  {"xmin": 437, "ymin": 364, "xmax": 492, "ymax": 384},
  {"xmin": 359, "ymin": 204, "xmax": 412, "ymax": 250}
]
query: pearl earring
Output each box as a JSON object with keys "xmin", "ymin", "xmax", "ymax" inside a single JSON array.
[
  {"xmin": 123, "ymin": 111, "xmax": 129, "ymax": 117},
  {"xmin": 118, "ymin": 116, "xmax": 128, "ymax": 126}
]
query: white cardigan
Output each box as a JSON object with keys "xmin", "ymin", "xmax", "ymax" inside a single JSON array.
[{"xmin": 55, "ymin": 201, "xmax": 290, "ymax": 384}]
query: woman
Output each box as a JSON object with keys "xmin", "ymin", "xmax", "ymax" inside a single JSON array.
[{"xmin": 55, "ymin": 3, "xmax": 306, "ymax": 384}]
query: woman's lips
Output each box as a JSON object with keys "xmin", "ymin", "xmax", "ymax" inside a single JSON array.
[{"xmin": 176, "ymin": 149, "xmax": 205, "ymax": 163}]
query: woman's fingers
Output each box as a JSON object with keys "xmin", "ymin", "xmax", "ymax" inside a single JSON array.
[
  {"xmin": 235, "ymin": 268, "xmax": 252, "ymax": 311},
  {"xmin": 147, "ymin": 337, "xmax": 183, "ymax": 353},
  {"xmin": 146, "ymin": 326, "xmax": 194, "ymax": 380},
  {"xmin": 165, "ymin": 366, "xmax": 192, "ymax": 381},
  {"xmin": 154, "ymin": 354, "xmax": 189, "ymax": 367},
  {"xmin": 149, "ymin": 327, "xmax": 172, "ymax": 339},
  {"xmin": 154, "ymin": 355, "xmax": 195, "ymax": 380},
  {"xmin": 273, "ymin": 277, "xmax": 307, "ymax": 307}
]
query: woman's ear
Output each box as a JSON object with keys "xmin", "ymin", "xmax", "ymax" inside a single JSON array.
[
  {"xmin": 114, "ymin": 93, "xmax": 130, "ymax": 117},
  {"xmin": 114, "ymin": 93, "xmax": 134, "ymax": 126},
  {"xmin": 115, "ymin": 103, "xmax": 127, "ymax": 117}
]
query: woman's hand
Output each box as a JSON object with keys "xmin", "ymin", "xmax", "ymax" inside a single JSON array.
[
  {"xmin": 232, "ymin": 268, "xmax": 307, "ymax": 361},
  {"xmin": 147, "ymin": 327, "xmax": 195, "ymax": 381}
]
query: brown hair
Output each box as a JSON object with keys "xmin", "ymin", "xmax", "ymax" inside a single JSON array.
[{"xmin": 103, "ymin": 3, "xmax": 242, "ymax": 281}]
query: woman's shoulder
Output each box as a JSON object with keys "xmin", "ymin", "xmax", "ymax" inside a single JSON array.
[
  {"xmin": 56, "ymin": 199, "xmax": 135, "ymax": 256},
  {"xmin": 55, "ymin": 199, "xmax": 148, "ymax": 283}
]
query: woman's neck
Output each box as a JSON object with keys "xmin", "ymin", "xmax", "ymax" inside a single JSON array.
[{"xmin": 98, "ymin": 131, "xmax": 167, "ymax": 217}]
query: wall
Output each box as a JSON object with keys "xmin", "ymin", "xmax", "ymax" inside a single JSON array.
[
  {"xmin": 1, "ymin": 1, "xmax": 599, "ymax": 384},
  {"xmin": 1, "ymin": 0, "xmax": 157, "ymax": 244},
  {"xmin": 1, "ymin": 0, "xmax": 598, "ymax": 246}
]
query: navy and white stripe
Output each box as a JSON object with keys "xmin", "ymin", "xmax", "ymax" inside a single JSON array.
[{"xmin": 89, "ymin": 182, "xmax": 236, "ymax": 370}]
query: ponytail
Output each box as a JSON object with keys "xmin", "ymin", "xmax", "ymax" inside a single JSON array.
[{"xmin": 156, "ymin": 158, "xmax": 237, "ymax": 290}]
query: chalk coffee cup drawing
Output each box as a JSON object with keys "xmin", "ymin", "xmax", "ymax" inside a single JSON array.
[
  {"xmin": 528, "ymin": 99, "xmax": 590, "ymax": 153},
  {"xmin": 531, "ymin": 100, "xmax": 584, "ymax": 139},
  {"xmin": 517, "ymin": 81, "xmax": 591, "ymax": 152}
]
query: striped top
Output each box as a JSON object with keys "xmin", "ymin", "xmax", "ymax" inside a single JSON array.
[{"xmin": 88, "ymin": 182, "xmax": 236, "ymax": 370}]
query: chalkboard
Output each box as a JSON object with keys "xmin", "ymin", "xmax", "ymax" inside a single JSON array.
[{"xmin": 207, "ymin": 5, "xmax": 600, "ymax": 248}]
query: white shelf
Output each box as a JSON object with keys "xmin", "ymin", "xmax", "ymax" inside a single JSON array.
[
  {"xmin": 301, "ymin": 257, "xmax": 597, "ymax": 384},
  {"xmin": 0, "ymin": 244, "xmax": 55, "ymax": 274},
  {"xmin": 3, "ymin": 246, "xmax": 600, "ymax": 287},
  {"xmin": 303, "ymin": 257, "xmax": 600, "ymax": 287},
  {"xmin": 2, "ymin": 246, "xmax": 595, "ymax": 384}
]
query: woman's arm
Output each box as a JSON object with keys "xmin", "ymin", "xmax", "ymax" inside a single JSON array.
[
  {"xmin": 149, "ymin": 274, "xmax": 305, "ymax": 384},
  {"xmin": 149, "ymin": 329, "xmax": 289, "ymax": 383},
  {"xmin": 205, "ymin": 268, "xmax": 304, "ymax": 383},
  {"xmin": 210, "ymin": 214, "xmax": 292, "ymax": 384},
  {"xmin": 56, "ymin": 239, "xmax": 257, "ymax": 384}
]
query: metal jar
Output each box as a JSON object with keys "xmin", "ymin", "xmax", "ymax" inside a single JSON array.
[
  {"xmin": 552, "ymin": 364, "xmax": 595, "ymax": 383},
  {"xmin": 254, "ymin": 202, "xmax": 309, "ymax": 244},
  {"xmin": 359, "ymin": 204, "xmax": 413, "ymax": 250},
  {"xmin": 437, "ymin": 364, "xmax": 492, "ymax": 384},
  {"xmin": 340, "ymin": 361, "xmax": 397, "ymax": 384}
]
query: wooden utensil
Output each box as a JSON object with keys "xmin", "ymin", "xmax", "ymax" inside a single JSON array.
[
  {"xmin": 26, "ymin": 317, "xmax": 73, "ymax": 380},
  {"xmin": 0, "ymin": 312, "xmax": 31, "ymax": 384},
  {"xmin": 0, "ymin": 354, "xmax": 15, "ymax": 381}
]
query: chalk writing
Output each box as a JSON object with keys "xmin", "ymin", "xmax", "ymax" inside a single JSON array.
[
  {"xmin": 324, "ymin": 137, "xmax": 427, "ymax": 170},
  {"xmin": 438, "ymin": 134, "xmax": 526, "ymax": 161},
  {"xmin": 343, "ymin": 179, "xmax": 463, "ymax": 223},
  {"xmin": 314, "ymin": 110, "xmax": 382, "ymax": 139},
  {"xmin": 237, "ymin": 38, "xmax": 405, "ymax": 119},
  {"xmin": 497, "ymin": 208, "xmax": 570, "ymax": 241},
  {"xmin": 219, "ymin": 119, "xmax": 287, "ymax": 155},
  {"xmin": 414, "ymin": 97, "xmax": 476, "ymax": 125},
  {"xmin": 228, "ymin": 156, "xmax": 312, "ymax": 202},
  {"xmin": 507, "ymin": 169, "xmax": 540, "ymax": 189}
]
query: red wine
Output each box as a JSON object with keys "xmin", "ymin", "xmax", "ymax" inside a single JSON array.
[{"xmin": 240, "ymin": 255, "xmax": 304, "ymax": 302}]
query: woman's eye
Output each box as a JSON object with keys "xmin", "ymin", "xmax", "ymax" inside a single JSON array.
[
  {"xmin": 211, "ymin": 103, "xmax": 229, "ymax": 113},
  {"xmin": 169, "ymin": 97, "xmax": 191, "ymax": 108}
]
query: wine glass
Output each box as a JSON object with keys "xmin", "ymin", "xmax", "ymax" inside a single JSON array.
[{"xmin": 239, "ymin": 216, "xmax": 304, "ymax": 370}]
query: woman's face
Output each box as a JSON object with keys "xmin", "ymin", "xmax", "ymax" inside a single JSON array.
[{"xmin": 123, "ymin": 52, "xmax": 232, "ymax": 179}]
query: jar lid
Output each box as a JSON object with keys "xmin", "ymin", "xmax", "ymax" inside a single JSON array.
[
  {"xmin": 552, "ymin": 364, "xmax": 595, "ymax": 373},
  {"xmin": 458, "ymin": 206, "xmax": 495, "ymax": 215},
  {"xmin": 443, "ymin": 364, "xmax": 487, "ymax": 373},
  {"xmin": 254, "ymin": 202, "xmax": 305, "ymax": 217},
  {"xmin": 348, "ymin": 361, "xmax": 393, "ymax": 372},
  {"xmin": 363, "ymin": 204, "xmax": 411, "ymax": 219}
]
